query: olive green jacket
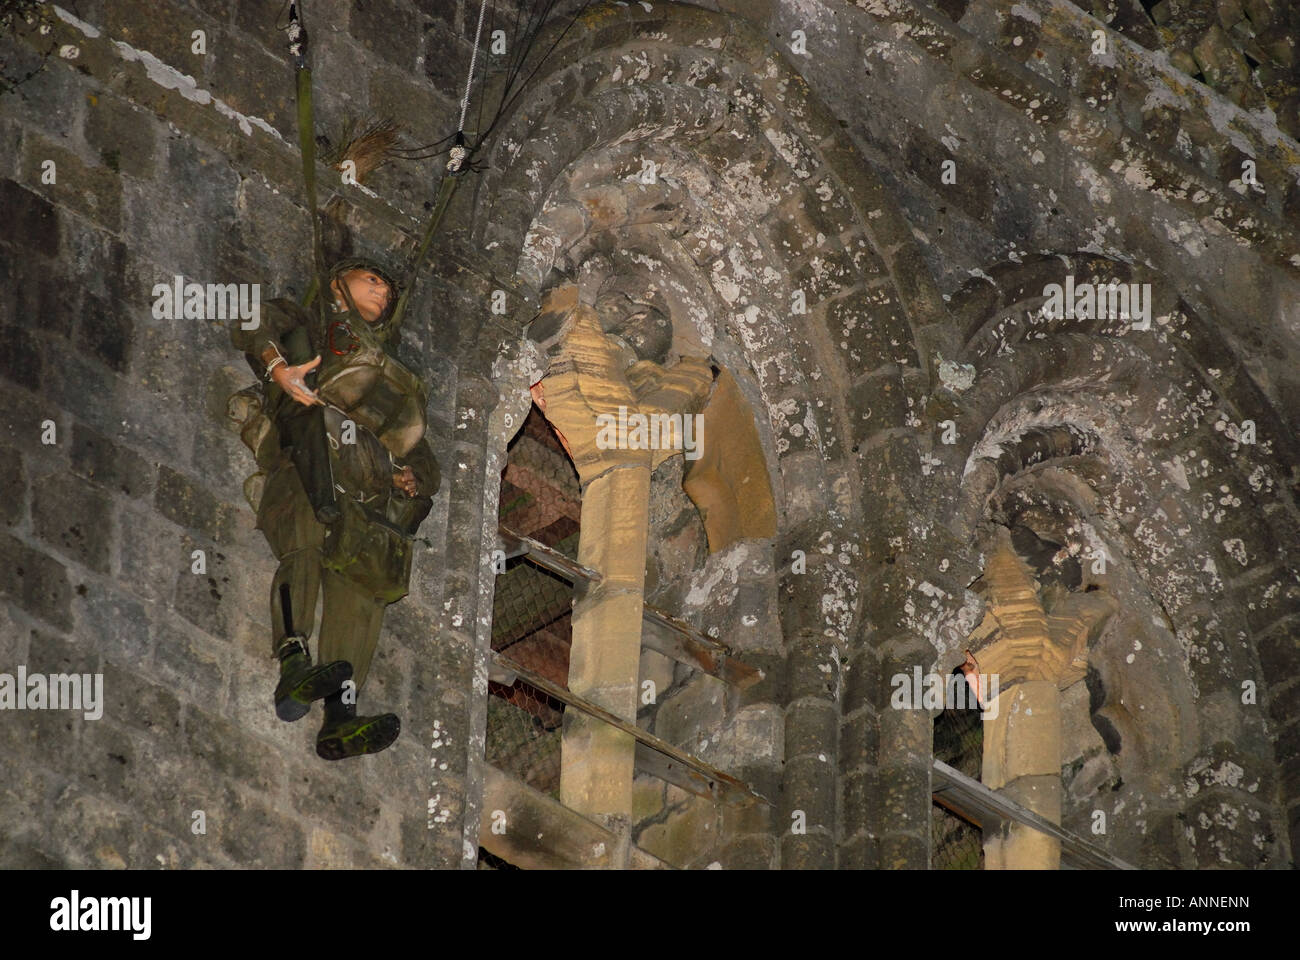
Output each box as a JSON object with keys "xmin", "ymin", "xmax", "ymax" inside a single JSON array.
[{"xmin": 231, "ymin": 297, "xmax": 441, "ymax": 501}]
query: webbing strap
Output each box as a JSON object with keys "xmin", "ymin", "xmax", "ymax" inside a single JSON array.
[
  {"xmin": 388, "ymin": 172, "xmax": 460, "ymax": 333},
  {"xmin": 296, "ymin": 64, "xmax": 329, "ymax": 322},
  {"xmin": 287, "ymin": 1, "xmax": 328, "ymax": 321}
]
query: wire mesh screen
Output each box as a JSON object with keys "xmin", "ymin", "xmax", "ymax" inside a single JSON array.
[
  {"xmin": 931, "ymin": 695, "xmax": 984, "ymax": 869},
  {"xmin": 485, "ymin": 405, "xmax": 581, "ymax": 799}
]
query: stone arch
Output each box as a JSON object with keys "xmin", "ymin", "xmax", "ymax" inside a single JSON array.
[
  {"xmin": 462, "ymin": 1, "xmax": 951, "ymax": 868},
  {"xmin": 925, "ymin": 251, "xmax": 1298, "ymax": 867}
]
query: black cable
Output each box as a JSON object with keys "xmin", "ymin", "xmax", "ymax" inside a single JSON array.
[{"xmin": 476, "ymin": 0, "xmax": 592, "ymax": 150}]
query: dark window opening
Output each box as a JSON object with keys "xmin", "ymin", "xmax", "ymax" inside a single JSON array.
[
  {"xmin": 931, "ymin": 680, "xmax": 985, "ymax": 869},
  {"xmin": 485, "ymin": 405, "xmax": 581, "ymax": 799},
  {"xmin": 476, "ymin": 847, "xmax": 523, "ymax": 871}
]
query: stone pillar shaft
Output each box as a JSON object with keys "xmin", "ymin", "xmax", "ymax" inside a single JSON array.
[
  {"xmin": 981, "ymin": 680, "xmax": 1062, "ymax": 869},
  {"xmin": 560, "ymin": 464, "xmax": 651, "ymax": 822}
]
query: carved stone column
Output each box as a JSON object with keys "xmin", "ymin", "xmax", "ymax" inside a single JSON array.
[
  {"xmin": 969, "ymin": 529, "xmax": 1115, "ymax": 869},
  {"xmin": 529, "ymin": 284, "xmax": 712, "ymax": 857}
]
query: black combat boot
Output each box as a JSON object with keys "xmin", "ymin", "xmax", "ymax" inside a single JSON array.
[
  {"xmin": 273, "ymin": 636, "xmax": 354, "ymax": 722},
  {"xmin": 316, "ymin": 690, "xmax": 400, "ymax": 760}
]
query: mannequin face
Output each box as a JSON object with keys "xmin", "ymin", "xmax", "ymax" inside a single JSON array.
[{"xmin": 331, "ymin": 268, "xmax": 392, "ymax": 324}]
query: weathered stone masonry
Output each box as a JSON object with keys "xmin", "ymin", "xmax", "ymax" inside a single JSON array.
[{"xmin": 1, "ymin": 0, "xmax": 1296, "ymax": 869}]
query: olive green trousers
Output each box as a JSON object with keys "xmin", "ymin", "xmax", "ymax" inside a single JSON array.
[{"xmin": 260, "ymin": 458, "xmax": 388, "ymax": 691}]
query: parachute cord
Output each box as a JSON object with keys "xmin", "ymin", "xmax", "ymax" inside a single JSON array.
[{"xmin": 448, "ymin": 0, "xmax": 489, "ymax": 174}]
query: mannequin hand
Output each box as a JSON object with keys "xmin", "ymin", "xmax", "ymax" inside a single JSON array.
[
  {"xmin": 273, "ymin": 355, "xmax": 324, "ymax": 407},
  {"xmin": 392, "ymin": 466, "xmax": 418, "ymax": 496}
]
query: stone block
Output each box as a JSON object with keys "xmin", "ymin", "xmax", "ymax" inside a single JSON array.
[
  {"xmin": 102, "ymin": 0, "xmax": 215, "ymax": 74},
  {"xmin": 879, "ymin": 831, "xmax": 928, "ymax": 869},
  {"xmin": 710, "ymin": 703, "xmax": 782, "ymax": 774},
  {"xmin": 828, "ymin": 290, "xmax": 916, "ymax": 377},
  {"xmin": 0, "ymin": 321, "xmax": 43, "ymax": 393},
  {"xmin": 876, "ymin": 761, "xmax": 931, "ymax": 835},
  {"xmin": 736, "ymin": 651, "xmax": 786, "ymax": 708},
  {"xmin": 83, "ymin": 90, "xmax": 159, "ymax": 179},
  {"xmin": 76, "ymin": 718, "xmax": 140, "ymax": 797},
  {"xmin": 716, "ymin": 833, "xmax": 775, "ymax": 870},
  {"xmin": 783, "ymin": 753, "xmax": 835, "ymax": 829},
  {"xmin": 367, "ymin": 62, "xmax": 450, "ymax": 176},
  {"xmin": 2, "ymin": 373, "xmax": 64, "ymax": 465},
  {"xmin": 421, "ymin": 20, "xmax": 474, "ymax": 99},
  {"xmin": 775, "ymin": 451, "xmax": 828, "ymax": 534},
  {"xmin": 841, "ymin": 766, "xmax": 879, "ymax": 837},
  {"xmin": 70, "ymin": 422, "xmax": 154, "ymax": 498},
  {"xmin": 719, "ymin": 792, "xmax": 772, "ymax": 838},
  {"xmin": 0, "ymin": 838, "xmax": 63, "ymax": 869},
  {"xmin": 98, "ymin": 659, "xmax": 182, "ymax": 735},
  {"xmin": 352, "ymin": 0, "xmax": 426, "ymax": 72},
  {"xmin": 4, "ymin": 246, "xmax": 75, "ymax": 337},
  {"xmin": 154, "ymin": 465, "xmax": 239, "ymax": 543},
  {"xmin": 1234, "ymin": 567, "xmax": 1300, "ymax": 636},
  {"xmin": 74, "ymin": 581, "xmax": 155, "ymax": 672},
  {"xmin": 631, "ymin": 773, "xmax": 666, "ymax": 826},
  {"xmin": 0, "ymin": 532, "xmax": 74, "ymax": 630},
  {"xmin": 20, "ymin": 135, "xmax": 122, "ymax": 233},
  {"xmin": 840, "ymin": 708, "xmax": 879, "ymax": 772},
  {"xmin": 784, "ymin": 698, "xmax": 836, "ymax": 760},
  {"xmin": 1183, "ymin": 789, "xmax": 1278, "ymax": 867},
  {"xmin": 904, "ymin": 126, "xmax": 993, "ymax": 222},
  {"xmin": 118, "ymin": 502, "xmax": 193, "ymax": 608},
  {"xmin": 1266, "ymin": 676, "xmax": 1298, "ymax": 727},
  {"xmin": 218, "ymin": 794, "xmax": 307, "ymax": 868},
  {"xmin": 46, "ymin": 790, "xmax": 134, "ymax": 869},
  {"xmin": 153, "ymin": 613, "xmax": 227, "ymax": 702},
  {"xmin": 838, "ymin": 829, "xmax": 879, "ymax": 869},
  {"xmin": 292, "ymin": 775, "xmax": 386, "ymax": 834},
  {"xmin": 790, "ymin": 245, "xmax": 857, "ymax": 308},
  {"xmin": 203, "ymin": 28, "xmax": 297, "ymax": 141},
  {"xmin": 785, "ymin": 634, "xmax": 840, "ymax": 702},
  {"xmin": 638, "ymin": 648, "xmax": 675, "ymax": 714},
  {"xmin": 849, "ymin": 368, "xmax": 910, "ymax": 449},
  {"xmin": 31, "ymin": 471, "xmax": 114, "ymax": 573},
  {"xmin": 0, "ymin": 443, "xmax": 25, "ymax": 527},
  {"xmin": 25, "ymin": 625, "xmax": 95, "ymax": 674},
  {"xmin": 779, "ymin": 831, "xmax": 834, "ymax": 869},
  {"xmin": 767, "ymin": 189, "xmax": 834, "ymax": 262},
  {"xmin": 636, "ymin": 792, "xmax": 719, "ymax": 868},
  {"xmin": 172, "ymin": 541, "xmax": 238, "ymax": 640},
  {"xmin": 654, "ymin": 674, "xmax": 726, "ymax": 749},
  {"xmin": 77, "ymin": 291, "xmax": 134, "ymax": 374},
  {"xmin": 128, "ymin": 821, "xmax": 219, "ymax": 870},
  {"xmin": 183, "ymin": 707, "xmax": 281, "ymax": 797}
]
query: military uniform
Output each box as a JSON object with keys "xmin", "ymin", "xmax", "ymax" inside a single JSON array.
[{"xmin": 229, "ymin": 259, "xmax": 440, "ymax": 758}]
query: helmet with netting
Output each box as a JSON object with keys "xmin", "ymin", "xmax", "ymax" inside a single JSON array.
[{"xmin": 327, "ymin": 256, "xmax": 405, "ymax": 339}]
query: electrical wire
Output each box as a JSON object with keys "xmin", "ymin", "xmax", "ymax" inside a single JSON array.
[{"xmin": 474, "ymin": 0, "xmax": 592, "ymax": 150}]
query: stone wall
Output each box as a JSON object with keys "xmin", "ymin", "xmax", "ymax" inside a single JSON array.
[
  {"xmin": 2, "ymin": 0, "xmax": 1295, "ymax": 870},
  {"xmin": 0, "ymin": 0, "xmax": 541, "ymax": 869}
]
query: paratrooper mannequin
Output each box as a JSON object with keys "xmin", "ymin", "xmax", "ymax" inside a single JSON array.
[{"xmin": 229, "ymin": 257, "xmax": 440, "ymax": 759}]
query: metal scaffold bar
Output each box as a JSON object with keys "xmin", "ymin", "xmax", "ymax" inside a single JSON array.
[
  {"xmin": 497, "ymin": 525, "xmax": 765, "ymax": 689},
  {"xmin": 931, "ymin": 759, "xmax": 1138, "ymax": 870},
  {"xmin": 492, "ymin": 651, "xmax": 772, "ymax": 807}
]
